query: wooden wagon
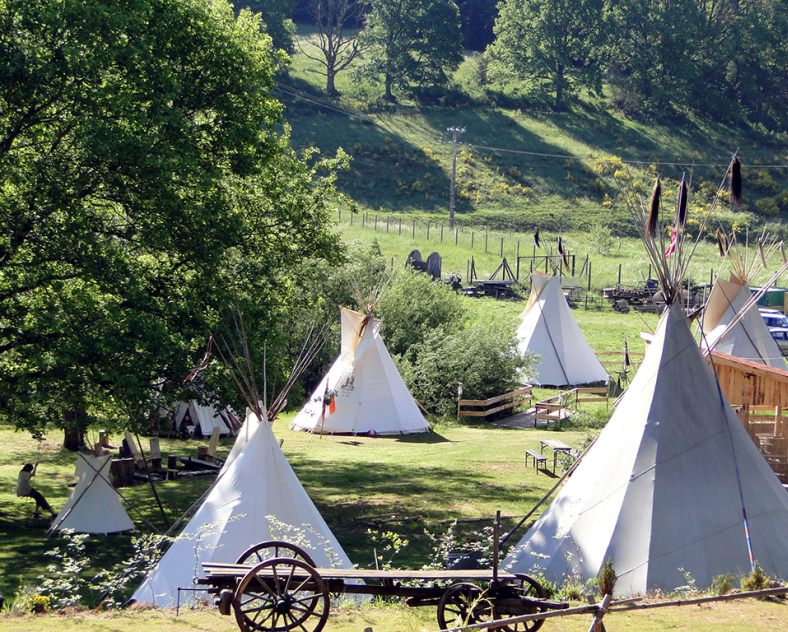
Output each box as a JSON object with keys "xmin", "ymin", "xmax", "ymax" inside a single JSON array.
[{"xmin": 198, "ymin": 541, "xmax": 569, "ymax": 632}]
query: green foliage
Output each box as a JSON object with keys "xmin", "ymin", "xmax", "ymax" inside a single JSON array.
[
  {"xmin": 235, "ymin": 0, "xmax": 296, "ymax": 53},
  {"xmin": 395, "ymin": 320, "xmax": 531, "ymax": 416},
  {"xmin": 589, "ymin": 224, "xmax": 614, "ymax": 255},
  {"xmin": 486, "ymin": 0, "xmax": 606, "ymax": 109},
  {"xmin": 750, "ymin": 170, "xmax": 780, "ymax": 194},
  {"xmin": 0, "ymin": 0, "xmax": 346, "ymax": 435},
  {"xmin": 376, "ymin": 268, "xmax": 467, "ymax": 357},
  {"xmin": 711, "ymin": 572, "xmax": 736, "ymax": 596},
  {"xmin": 597, "ymin": 558, "xmax": 617, "ymax": 596},
  {"xmin": 356, "ymin": 0, "xmax": 464, "ymax": 101},
  {"xmin": 755, "ymin": 197, "xmax": 780, "ymax": 216},
  {"xmin": 741, "ymin": 561, "xmax": 770, "ymax": 593}
]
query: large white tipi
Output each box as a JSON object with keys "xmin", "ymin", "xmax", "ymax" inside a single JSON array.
[
  {"xmin": 516, "ymin": 273, "xmax": 608, "ymax": 386},
  {"xmin": 701, "ymin": 274, "xmax": 787, "ymax": 369},
  {"xmin": 49, "ymin": 453, "xmax": 135, "ymax": 535},
  {"xmin": 290, "ymin": 307, "xmax": 428, "ymax": 435},
  {"xmin": 132, "ymin": 412, "xmax": 356, "ymax": 606},
  {"xmin": 503, "ymin": 164, "xmax": 788, "ymax": 596}
]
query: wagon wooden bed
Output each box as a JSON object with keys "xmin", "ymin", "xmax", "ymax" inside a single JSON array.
[{"xmin": 197, "ymin": 541, "xmax": 569, "ymax": 632}]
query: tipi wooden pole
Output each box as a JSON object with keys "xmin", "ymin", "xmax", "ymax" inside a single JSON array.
[
  {"xmin": 587, "ymin": 594, "xmax": 612, "ymax": 632},
  {"xmin": 135, "ymin": 434, "xmax": 171, "ymax": 529}
]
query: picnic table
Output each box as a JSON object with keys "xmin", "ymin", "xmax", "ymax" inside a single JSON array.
[{"xmin": 539, "ymin": 439, "xmax": 572, "ymax": 474}]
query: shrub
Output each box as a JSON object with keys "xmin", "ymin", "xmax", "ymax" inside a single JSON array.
[
  {"xmin": 588, "ymin": 224, "xmax": 614, "ymax": 255},
  {"xmin": 376, "ymin": 268, "xmax": 467, "ymax": 357},
  {"xmin": 749, "ymin": 170, "xmax": 780, "ymax": 194},
  {"xmin": 741, "ymin": 561, "xmax": 770, "ymax": 593},
  {"xmin": 394, "ymin": 321, "xmax": 532, "ymax": 416},
  {"xmin": 711, "ymin": 572, "xmax": 735, "ymax": 596},
  {"xmin": 597, "ymin": 559, "xmax": 617, "ymax": 596},
  {"xmin": 755, "ymin": 197, "xmax": 780, "ymax": 216}
]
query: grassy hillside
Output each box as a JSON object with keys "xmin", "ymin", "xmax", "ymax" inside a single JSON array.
[{"xmin": 280, "ymin": 33, "xmax": 788, "ymax": 238}]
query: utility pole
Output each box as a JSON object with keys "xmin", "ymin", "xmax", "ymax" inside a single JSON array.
[{"xmin": 447, "ymin": 126, "xmax": 466, "ymax": 230}]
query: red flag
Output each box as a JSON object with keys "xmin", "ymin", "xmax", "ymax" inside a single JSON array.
[
  {"xmin": 664, "ymin": 227, "xmax": 677, "ymax": 258},
  {"xmin": 328, "ymin": 396, "xmax": 336, "ymax": 415}
]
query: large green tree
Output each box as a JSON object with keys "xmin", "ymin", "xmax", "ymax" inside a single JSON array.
[
  {"xmin": 356, "ymin": 0, "xmax": 464, "ymax": 101},
  {"xmin": 235, "ymin": 0, "xmax": 297, "ymax": 54},
  {"xmin": 486, "ymin": 0, "xmax": 606, "ymax": 109},
  {"xmin": 0, "ymin": 0, "xmax": 345, "ymax": 442}
]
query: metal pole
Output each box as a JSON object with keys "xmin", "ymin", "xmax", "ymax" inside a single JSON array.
[{"xmin": 447, "ymin": 126, "xmax": 466, "ymax": 230}]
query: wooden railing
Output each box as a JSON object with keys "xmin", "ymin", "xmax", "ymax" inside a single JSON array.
[
  {"xmin": 458, "ymin": 386, "xmax": 533, "ymax": 418},
  {"xmin": 534, "ymin": 387, "xmax": 609, "ymax": 425}
]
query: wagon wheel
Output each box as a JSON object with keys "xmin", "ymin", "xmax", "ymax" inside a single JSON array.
[
  {"xmin": 232, "ymin": 558, "xmax": 329, "ymax": 632},
  {"xmin": 235, "ymin": 540, "xmax": 317, "ymax": 567},
  {"xmin": 437, "ymin": 582, "xmax": 493, "ymax": 630},
  {"xmin": 491, "ymin": 574, "xmax": 548, "ymax": 632}
]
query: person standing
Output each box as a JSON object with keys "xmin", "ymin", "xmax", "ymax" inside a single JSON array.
[{"xmin": 17, "ymin": 463, "xmax": 56, "ymax": 518}]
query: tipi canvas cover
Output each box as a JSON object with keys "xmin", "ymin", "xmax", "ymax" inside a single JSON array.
[
  {"xmin": 503, "ymin": 303, "xmax": 788, "ymax": 596},
  {"xmin": 290, "ymin": 307, "xmax": 428, "ymax": 435},
  {"xmin": 50, "ymin": 453, "xmax": 135, "ymax": 535},
  {"xmin": 516, "ymin": 274, "xmax": 608, "ymax": 386},
  {"xmin": 701, "ymin": 274, "xmax": 787, "ymax": 369},
  {"xmin": 173, "ymin": 400, "xmax": 237, "ymax": 436},
  {"xmin": 132, "ymin": 415, "xmax": 356, "ymax": 606}
]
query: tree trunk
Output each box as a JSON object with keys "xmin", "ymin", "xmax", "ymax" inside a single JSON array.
[
  {"xmin": 326, "ymin": 71, "xmax": 338, "ymax": 96},
  {"xmin": 384, "ymin": 74, "xmax": 395, "ymax": 102},
  {"xmin": 62, "ymin": 408, "xmax": 87, "ymax": 451}
]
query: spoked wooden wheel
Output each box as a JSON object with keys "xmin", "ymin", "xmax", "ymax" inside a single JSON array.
[
  {"xmin": 235, "ymin": 540, "xmax": 317, "ymax": 567},
  {"xmin": 437, "ymin": 582, "xmax": 492, "ymax": 630},
  {"xmin": 492, "ymin": 574, "xmax": 548, "ymax": 632},
  {"xmin": 233, "ymin": 558, "xmax": 330, "ymax": 632}
]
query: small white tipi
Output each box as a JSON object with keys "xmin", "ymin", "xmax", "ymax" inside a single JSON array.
[
  {"xmin": 290, "ymin": 307, "xmax": 428, "ymax": 435},
  {"xmin": 131, "ymin": 412, "xmax": 356, "ymax": 606},
  {"xmin": 701, "ymin": 274, "xmax": 787, "ymax": 369},
  {"xmin": 172, "ymin": 400, "xmax": 239, "ymax": 437},
  {"xmin": 503, "ymin": 164, "xmax": 788, "ymax": 596},
  {"xmin": 516, "ymin": 273, "xmax": 608, "ymax": 386},
  {"xmin": 49, "ymin": 453, "xmax": 135, "ymax": 535}
]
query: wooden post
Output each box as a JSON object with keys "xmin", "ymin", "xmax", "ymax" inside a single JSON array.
[
  {"xmin": 150, "ymin": 438, "xmax": 162, "ymax": 471},
  {"xmin": 362, "ymin": 213, "xmax": 365, "ymax": 227},
  {"xmin": 471, "ymin": 231, "xmax": 474, "ymax": 249},
  {"xmin": 412, "ymin": 219, "xmax": 415, "ymax": 238},
  {"xmin": 493, "ymin": 510, "xmax": 500, "ymax": 582},
  {"xmin": 588, "ymin": 593, "xmax": 612, "ymax": 632},
  {"xmin": 485, "ymin": 228, "xmax": 488, "ymax": 253},
  {"xmin": 135, "ymin": 434, "xmax": 170, "ymax": 528},
  {"xmin": 588, "ymin": 261, "xmax": 592, "ymax": 291},
  {"xmin": 350, "ymin": 212, "xmax": 353, "ymax": 226},
  {"xmin": 648, "ymin": 263, "xmax": 651, "ymax": 279},
  {"xmin": 206, "ymin": 427, "xmax": 221, "ymax": 463},
  {"xmin": 374, "ymin": 214, "xmax": 377, "ymax": 230},
  {"xmin": 500, "ymin": 237, "xmax": 504, "ymax": 257},
  {"xmin": 386, "ymin": 216, "xmax": 389, "ymax": 233},
  {"xmin": 125, "ymin": 431, "xmax": 144, "ymax": 468},
  {"xmin": 427, "ymin": 222, "xmax": 430, "ymax": 239},
  {"xmin": 338, "ymin": 209, "xmax": 341, "ymax": 221},
  {"xmin": 618, "ymin": 263, "xmax": 622, "ymax": 286},
  {"xmin": 399, "ymin": 218, "xmax": 401, "ymax": 235},
  {"xmin": 455, "ymin": 226, "xmax": 459, "ymax": 246}
]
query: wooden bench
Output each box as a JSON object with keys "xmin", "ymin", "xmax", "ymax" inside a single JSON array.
[{"xmin": 525, "ymin": 449, "xmax": 548, "ymax": 473}]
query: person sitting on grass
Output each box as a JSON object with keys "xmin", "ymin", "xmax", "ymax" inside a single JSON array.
[{"xmin": 17, "ymin": 463, "xmax": 56, "ymax": 518}]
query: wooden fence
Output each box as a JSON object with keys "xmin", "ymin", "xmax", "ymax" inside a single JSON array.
[
  {"xmin": 534, "ymin": 387, "xmax": 609, "ymax": 425},
  {"xmin": 457, "ymin": 386, "xmax": 533, "ymax": 418}
]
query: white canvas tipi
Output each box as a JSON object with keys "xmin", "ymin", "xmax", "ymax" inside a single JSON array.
[
  {"xmin": 131, "ymin": 414, "xmax": 356, "ymax": 606},
  {"xmin": 290, "ymin": 307, "xmax": 428, "ymax": 435},
  {"xmin": 49, "ymin": 453, "xmax": 135, "ymax": 535},
  {"xmin": 701, "ymin": 274, "xmax": 787, "ymax": 369},
  {"xmin": 504, "ymin": 165, "xmax": 788, "ymax": 596},
  {"xmin": 172, "ymin": 400, "xmax": 239, "ymax": 436},
  {"xmin": 503, "ymin": 303, "xmax": 788, "ymax": 595},
  {"xmin": 516, "ymin": 273, "xmax": 608, "ymax": 386}
]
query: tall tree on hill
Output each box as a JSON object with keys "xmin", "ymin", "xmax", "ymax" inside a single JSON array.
[
  {"xmin": 356, "ymin": 0, "xmax": 464, "ymax": 101},
  {"xmin": 486, "ymin": 0, "xmax": 607, "ymax": 110},
  {"xmin": 234, "ymin": 0, "xmax": 296, "ymax": 54},
  {"xmin": 298, "ymin": 0, "xmax": 367, "ymax": 95},
  {"xmin": 0, "ymin": 0, "xmax": 345, "ymax": 445}
]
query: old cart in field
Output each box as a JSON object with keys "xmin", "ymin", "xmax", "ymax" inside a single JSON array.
[{"xmin": 198, "ymin": 541, "xmax": 569, "ymax": 632}]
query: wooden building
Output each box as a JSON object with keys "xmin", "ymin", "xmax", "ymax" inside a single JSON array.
[{"xmin": 707, "ymin": 351, "xmax": 788, "ymax": 482}]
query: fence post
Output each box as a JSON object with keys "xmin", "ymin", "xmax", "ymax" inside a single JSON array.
[
  {"xmin": 362, "ymin": 213, "xmax": 365, "ymax": 227},
  {"xmin": 338, "ymin": 209, "xmax": 341, "ymax": 222},
  {"xmin": 618, "ymin": 264, "xmax": 622, "ymax": 286},
  {"xmin": 441, "ymin": 224, "xmax": 444, "ymax": 243},
  {"xmin": 485, "ymin": 228, "xmax": 488, "ymax": 253},
  {"xmin": 516, "ymin": 241, "xmax": 520, "ymax": 281},
  {"xmin": 399, "ymin": 218, "xmax": 402, "ymax": 235},
  {"xmin": 350, "ymin": 212, "xmax": 353, "ymax": 226},
  {"xmin": 375, "ymin": 214, "xmax": 377, "ymax": 230},
  {"xmin": 412, "ymin": 219, "xmax": 416, "ymax": 238},
  {"xmin": 572, "ymin": 255, "xmax": 575, "ymax": 277},
  {"xmin": 472, "ymin": 231, "xmax": 474, "ymax": 249},
  {"xmin": 500, "ymin": 237, "xmax": 504, "ymax": 257},
  {"xmin": 386, "ymin": 216, "xmax": 389, "ymax": 233},
  {"xmin": 588, "ymin": 261, "xmax": 592, "ymax": 291},
  {"xmin": 455, "ymin": 226, "xmax": 459, "ymax": 246},
  {"xmin": 427, "ymin": 223, "xmax": 430, "ymax": 240}
]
